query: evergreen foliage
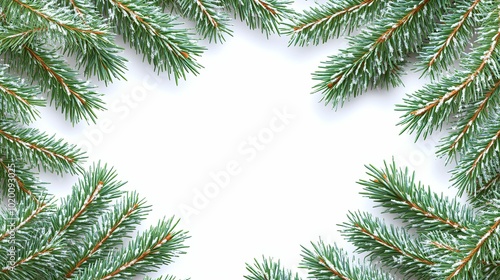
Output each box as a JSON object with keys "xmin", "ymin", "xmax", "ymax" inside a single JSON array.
[
  {"xmin": 246, "ymin": 161, "xmax": 500, "ymax": 279},
  {"xmin": 0, "ymin": 0, "xmax": 293, "ymax": 278},
  {"xmin": 248, "ymin": 0, "xmax": 500, "ymax": 279}
]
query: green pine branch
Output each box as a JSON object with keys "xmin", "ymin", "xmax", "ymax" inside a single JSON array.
[
  {"xmin": 94, "ymin": 0, "xmax": 205, "ymax": 82},
  {"xmin": 247, "ymin": 162, "xmax": 500, "ymax": 279},
  {"xmin": 0, "ymin": 121, "xmax": 85, "ymax": 175},
  {"xmin": 287, "ymin": 0, "xmax": 387, "ymax": 46},
  {"xmin": 167, "ymin": 0, "xmax": 233, "ymax": 43},
  {"xmin": 224, "ymin": 0, "xmax": 295, "ymax": 37},
  {"xmin": 0, "ymin": 65, "xmax": 44, "ymax": 124},
  {"xmin": 245, "ymin": 257, "xmax": 302, "ymax": 280},
  {"xmin": 359, "ymin": 161, "xmax": 475, "ymax": 233},
  {"xmin": 312, "ymin": 0, "xmax": 448, "ymax": 108},
  {"xmin": 0, "ymin": 163, "xmax": 188, "ymax": 280}
]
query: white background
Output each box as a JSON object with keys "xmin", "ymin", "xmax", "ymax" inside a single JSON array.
[{"xmin": 35, "ymin": 3, "xmax": 459, "ymax": 279}]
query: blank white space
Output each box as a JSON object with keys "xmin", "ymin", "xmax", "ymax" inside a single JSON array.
[{"xmin": 35, "ymin": 5, "xmax": 457, "ymax": 279}]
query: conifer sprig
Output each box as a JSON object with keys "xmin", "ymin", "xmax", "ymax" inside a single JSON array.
[
  {"xmin": 287, "ymin": 0, "xmax": 387, "ymax": 46},
  {"xmin": 312, "ymin": 0, "xmax": 447, "ymax": 108},
  {"xmin": 0, "ymin": 65, "xmax": 44, "ymax": 124},
  {"xmin": 168, "ymin": 0, "xmax": 233, "ymax": 43},
  {"xmin": 359, "ymin": 162, "xmax": 475, "ymax": 233},
  {"xmin": 245, "ymin": 257, "xmax": 301, "ymax": 280},
  {"xmin": 247, "ymin": 162, "xmax": 500, "ymax": 279},
  {"xmin": 0, "ymin": 121, "xmax": 85, "ymax": 175},
  {"xmin": 6, "ymin": 45, "xmax": 105, "ymax": 124},
  {"xmin": 2, "ymin": 0, "xmax": 127, "ymax": 83},
  {"xmin": 300, "ymin": 240, "xmax": 394, "ymax": 280},
  {"xmin": 0, "ymin": 163, "xmax": 188, "ymax": 280},
  {"xmin": 94, "ymin": 0, "xmax": 205, "ymax": 82},
  {"xmin": 224, "ymin": 0, "xmax": 295, "ymax": 36},
  {"xmin": 417, "ymin": 0, "xmax": 484, "ymax": 77}
]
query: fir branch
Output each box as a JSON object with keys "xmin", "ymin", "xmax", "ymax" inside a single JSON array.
[
  {"xmin": 438, "ymin": 77, "xmax": 500, "ymax": 158},
  {"xmin": 342, "ymin": 211, "xmax": 434, "ymax": 278},
  {"xmin": 313, "ymin": 0, "xmax": 445, "ymax": 108},
  {"xmin": 287, "ymin": 0, "xmax": 387, "ymax": 46},
  {"xmin": 0, "ymin": 65, "xmax": 44, "ymax": 124},
  {"xmin": 0, "ymin": 156, "xmax": 47, "ymax": 203},
  {"xmin": 224, "ymin": 0, "xmax": 294, "ymax": 36},
  {"xmin": 95, "ymin": 0, "xmax": 204, "ymax": 82},
  {"xmin": 398, "ymin": 6, "xmax": 500, "ymax": 140},
  {"xmin": 50, "ymin": 163, "xmax": 123, "ymax": 240},
  {"xmin": 0, "ymin": 121, "xmax": 84, "ymax": 175},
  {"xmin": 245, "ymin": 257, "xmax": 302, "ymax": 280},
  {"xmin": 73, "ymin": 218, "xmax": 188, "ymax": 279},
  {"xmin": 359, "ymin": 161, "xmax": 474, "ymax": 233},
  {"xmin": 418, "ymin": 0, "xmax": 483, "ymax": 77},
  {"xmin": 65, "ymin": 192, "xmax": 150, "ymax": 277},
  {"xmin": 167, "ymin": 0, "xmax": 232, "ymax": 43},
  {"xmin": 3, "ymin": 0, "xmax": 127, "ymax": 82},
  {"xmin": 440, "ymin": 208, "xmax": 500, "ymax": 279},
  {"xmin": 7, "ymin": 45, "xmax": 106, "ymax": 124},
  {"xmin": 0, "ymin": 195, "xmax": 51, "ymax": 243},
  {"xmin": 452, "ymin": 116, "xmax": 500, "ymax": 197},
  {"xmin": 300, "ymin": 240, "xmax": 394, "ymax": 280}
]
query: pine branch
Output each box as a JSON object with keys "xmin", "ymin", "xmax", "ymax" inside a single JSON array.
[
  {"xmin": 398, "ymin": 5, "xmax": 500, "ymax": 140},
  {"xmin": 95, "ymin": 0, "xmax": 205, "ymax": 82},
  {"xmin": 64, "ymin": 192, "xmax": 150, "ymax": 277},
  {"xmin": 50, "ymin": 163, "xmax": 123, "ymax": 240},
  {"xmin": 437, "ymin": 204, "xmax": 500, "ymax": 279},
  {"xmin": 300, "ymin": 240, "xmax": 394, "ymax": 280},
  {"xmin": 359, "ymin": 161, "xmax": 475, "ymax": 233},
  {"xmin": 417, "ymin": 0, "xmax": 484, "ymax": 78},
  {"xmin": 313, "ymin": 0, "xmax": 446, "ymax": 108},
  {"xmin": 437, "ymin": 77, "xmax": 500, "ymax": 159},
  {"xmin": 167, "ymin": 0, "xmax": 233, "ymax": 43},
  {"xmin": 0, "ymin": 163, "xmax": 186, "ymax": 279},
  {"xmin": 0, "ymin": 65, "xmax": 44, "ymax": 125},
  {"xmin": 342, "ymin": 211, "xmax": 434, "ymax": 278},
  {"xmin": 245, "ymin": 257, "xmax": 302, "ymax": 280},
  {"xmin": 0, "ymin": 158, "xmax": 46, "ymax": 206},
  {"xmin": 224, "ymin": 0, "xmax": 295, "ymax": 37},
  {"xmin": 287, "ymin": 0, "xmax": 387, "ymax": 46},
  {"xmin": 0, "ymin": 121, "xmax": 85, "ymax": 175},
  {"xmin": 2, "ymin": 0, "xmax": 127, "ymax": 83},
  {"xmin": 452, "ymin": 115, "xmax": 500, "ymax": 197},
  {"xmin": 73, "ymin": 218, "xmax": 188, "ymax": 279}
]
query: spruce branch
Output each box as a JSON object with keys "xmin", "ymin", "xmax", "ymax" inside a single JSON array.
[
  {"xmin": 313, "ymin": 0, "xmax": 446, "ymax": 108},
  {"xmin": 49, "ymin": 163, "xmax": 123, "ymax": 240},
  {"xmin": 436, "ymin": 203, "xmax": 500, "ymax": 279},
  {"xmin": 342, "ymin": 211, "xmax": 434, "ymax": 278},
  {"xmin": 73, "ymin": 218, "xmax": 188, "ymax": 280},
  {"xmin": 0, "ymin": 65, "xmax": 44, "ymax": 124},
  {"xmin": 0, "ymin": 163, "xmax": 188, "ymax": 280},
  {"xmin": 167, "ymin": 0, "xmax": 233, "ymax": 43},
  {"xmin": 452, "ymin": 114, "xmax": 500, "ymax": 197},
  {"xmin": 0, "ymin": 158, "xmax": 46, "ymax": 204},
  {"xmin": 2, "ymin": 0, "xmax": 127, "ymax": 83},
  {"xmin": 300, "ymin": 240, "xmax": 394, "ymax": 280},
  {"xmin": 287, "ymin": 0, "xmax": 387, "ymax": 46},
  {"xmin": 417, "ymin": 0, "xmax": 484, "ymax": 78},
  {"xmin": 0, "ymin": 121, "xmax": 85, "ymax": 175},
  {"xmin": 224, "ymin": 0, "xmax": 295, "ymax": 36},
  {"xmin": 359, "ymin": 161, "xmax": 475, "ymax": 233},
  {"xmin": 64, "ymin": 192, "xmax": 150, "ymax": 277},
  {"xmin": 95, "ymin": 0, "xmax": 205, "ymax": 82},
  {"xmin": 5, "ymin": 45, "xmax": 105, "ymax": 124},
  {"xmin": 245, "ymin": 257, "xmax": 302, "ymax": 280}
]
